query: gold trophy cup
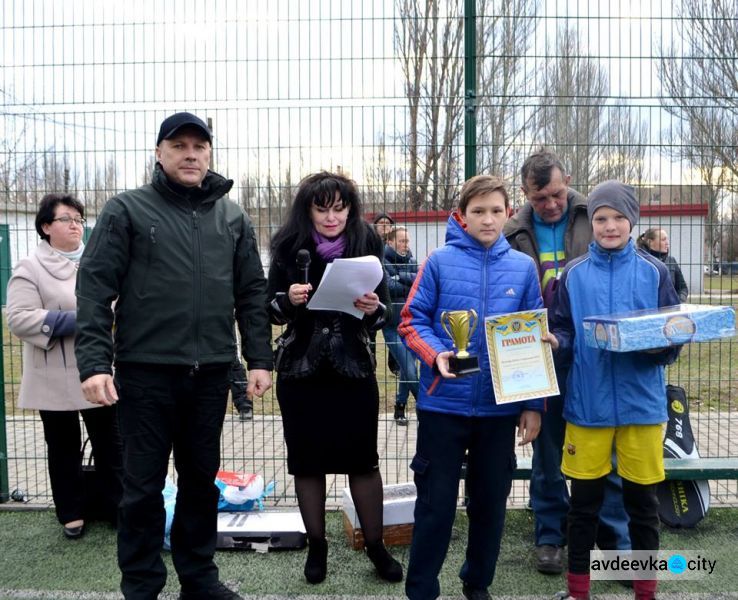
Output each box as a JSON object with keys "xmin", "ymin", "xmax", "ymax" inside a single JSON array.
[{"xmin": 440, "ymin": 309, "xmax": 481, "ymax": 376}]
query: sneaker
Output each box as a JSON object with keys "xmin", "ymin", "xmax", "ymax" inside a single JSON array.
[
  {"xmin": 179, "ymin": 581, "xmax": 242, "ymax": 599},
  {"xmin": 393, "ymin": 404, "xmax": 408, "ymax": 426},
  {"xmin": 462, "ymin": 582, "xmax": 491, "ymax": 600},
  {"xmin": 535, "ymin": 544, "xmax": 564, "ymax": 575},
  {"xmin": 239, "ymin": 408, "xmax": 253, "ymax": 421}
]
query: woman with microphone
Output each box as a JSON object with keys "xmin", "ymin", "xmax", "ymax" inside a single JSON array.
[{"xmin": 267, "ymin": 171, "xmax": 402, "ymax": 585}]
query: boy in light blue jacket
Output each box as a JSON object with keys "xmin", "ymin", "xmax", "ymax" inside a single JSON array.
[{"xmin": 549, "ymin": 181, "xmax": 681, "ymax": 600}]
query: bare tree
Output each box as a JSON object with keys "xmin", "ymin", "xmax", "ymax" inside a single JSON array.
[
  {"xmin": 722, "ymin": 197, "xmax": 738, "ymax": 264},
  {"xmin": 0, "ymin": 122, "xmax": 40, "ymax": 209},
  {"xmin": 140, "ymin": 154, "xmax": 157, "ymax": 187},
  {"xmin": 534, "ymin": 27, "xmax": 608, "ymax": 190},
  {"xmin": 658, "ymin": 0, "xmax": 738, "ymax": 186},
  {"xmin": 395, "ymin": 0, "xmax": 464, "ymax": 210},
  {"xmin": 597, "ymin": 106, "xmax": 649, "ymax": 185},
  {"xmin": 240, "ymin": 173, "xmax": 261, "ymax": 211},
  {"xmin": 658, "ymin": 0, "xmax": 738, "ymax": 268},
  {"xmin": 535, "ymin": 28, "xmax": 648, "ymax": 192},
  {"xmin": 89, "ymin": 157, "xmax": 118, "ymax": 215},
  {"xmin": 476, "ymin": 0, "xmax": 540, "ymax": 181},
  {"xmin": 364, "ymin": 133, "xmax": 396, "ymax": 211},
  {"xmin": 395, "ymin": 0, "xmax": 432, "ymax": 210},
  {"xmin": 7, "ymin": 149, "xmax": 78, "ymax": 208}
]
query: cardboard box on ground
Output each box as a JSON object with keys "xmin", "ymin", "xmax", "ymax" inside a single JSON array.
[{"xmin": 342, "ymin": 482, "xmax": 416, "ymax": 550}]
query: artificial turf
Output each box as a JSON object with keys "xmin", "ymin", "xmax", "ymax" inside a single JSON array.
[{"xmin": 0, "ymin": 507, "xmax": 736, "ymax": 597}]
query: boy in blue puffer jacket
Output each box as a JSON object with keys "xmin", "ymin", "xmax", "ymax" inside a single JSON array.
[
  {"xmin": 548, "ymin": 181, "xmax": 681, "ymax": 600},
  {"xmin": 399, "ymin": 175, "xmax": 547, "ymax": 600}
]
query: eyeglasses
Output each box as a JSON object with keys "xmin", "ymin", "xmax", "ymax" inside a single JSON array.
[{"xmin": 52, "ymin": 216, "xmax": 86, "ymax": 226}]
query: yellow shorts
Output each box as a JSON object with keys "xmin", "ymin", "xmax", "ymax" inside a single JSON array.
[{"xmin": 561, "ymin": 422, "xmax": 665, "ymax": 485}]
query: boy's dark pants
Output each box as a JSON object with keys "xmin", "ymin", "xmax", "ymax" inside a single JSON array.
[
  {"xmin": 406, "ymin": 410, "xmax": 517, "ymax": 600},
  {"xmin": 115, "ymin": 363, "xmax": 230, "ymax": 600},
  {"xmin": 568, "ymin": 476, "xmax": 659, "ymax": 573}
]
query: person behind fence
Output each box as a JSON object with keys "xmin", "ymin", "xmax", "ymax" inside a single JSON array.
[
  {"xmin": 399, "ymin": 175, "xmax": 547, "ymax": 600},
  {"xmin": 547, "ymin": 181, "xmax": 682, "ymax": 600},
  {"xmin": 267, "ymin": 171, "xmax": 403, "ymax": 585},
  {"xmin": 636, "ymin": 228, "xmax": 688, "ymax": 302},
  {"xmin": 75, "ymin": 112, "xmax": 273, "ymax": 600},
  {"xmin": 382, "ymin": 225, "xmax": 418, "ymax": 425},
  {"xmin": 373, "ymin": 211, "xmax": 395, "ymax": 243},
  {"xmin": 372, "ymin": 212, "xmax": 400, "ymax": 376},
  {"xmin": 504, "ymin": 148, "xmax": 630, "ymax": 575},
  {"xmin": 6, "ymin": 193, "xmax": 123, "ymax": 541}
]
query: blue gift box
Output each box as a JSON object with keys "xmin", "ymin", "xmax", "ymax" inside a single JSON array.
[{"xmin": 582, "ymin": 304, "xmax": 736, "ymax": 352}]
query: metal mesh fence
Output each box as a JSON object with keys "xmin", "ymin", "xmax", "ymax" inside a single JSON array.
[{"xmin": 1, "ymin": 0, "xmax": 736, "ymax": 508}]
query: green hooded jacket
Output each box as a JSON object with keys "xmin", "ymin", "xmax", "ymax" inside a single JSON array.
[{"xmin": 75, "ymin": 164, "xmax": 272, "ymax": 381}]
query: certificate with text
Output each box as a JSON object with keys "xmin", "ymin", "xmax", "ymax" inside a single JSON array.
[{"xmin": 485, "ymin": 309, "xmax": 559, "ymax": 404}]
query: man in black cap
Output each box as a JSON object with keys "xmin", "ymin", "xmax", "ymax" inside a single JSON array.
[{"xmin": 76, "ymin": 112, "xmax": 273, "ymax": 600}]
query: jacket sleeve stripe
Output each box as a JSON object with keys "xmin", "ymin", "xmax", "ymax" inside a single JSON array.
[{"xmin": 398, "ymin": 257, "xmax": 440, "ymax": 367}]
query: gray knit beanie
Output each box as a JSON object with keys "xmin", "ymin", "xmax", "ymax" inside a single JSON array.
[{"xmin": 587, "ymin": 180, "xmax": 639, "ymax": 230}]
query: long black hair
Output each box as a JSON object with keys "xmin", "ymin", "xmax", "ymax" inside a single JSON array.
[{"xmin": 270, "ymin": 171, "xmax": 374, "ymax": 262}]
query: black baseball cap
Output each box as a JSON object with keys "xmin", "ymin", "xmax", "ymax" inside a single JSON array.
[{"xmin": 156, "ymin": 112, "xmax": 212, "ymax": 145}]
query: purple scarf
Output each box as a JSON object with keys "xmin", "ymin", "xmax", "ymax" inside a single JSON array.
[{"xmin": 312, "ymin": 230, "xmax": 347, "ymax": 261}]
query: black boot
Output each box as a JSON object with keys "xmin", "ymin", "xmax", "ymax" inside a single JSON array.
[
  {"xmin": 366, "ymin": 540, "xmax": 403, "ymax": 582},
  {"xmin": 393, "ymin": 404, "xmax": 408, "ymax": 426},
  {"xmin": 304, "ymin": 538, "xmax": 328, "ymax": 584}
]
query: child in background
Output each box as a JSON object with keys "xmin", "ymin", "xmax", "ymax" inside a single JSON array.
[
  {"xmin": 548, "ymin": 181, "xmax": 682, "ymax": 600},
  {"xmin": 399, "ymin": 175, "xmax": 546, "ymax": 600}
]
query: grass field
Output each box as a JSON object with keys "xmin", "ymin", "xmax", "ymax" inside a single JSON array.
[
  {"xmin": 0, "ymin": 507, "xmax": 737, "ymax": 598},
  {"xmin": 703, "ymin": 274, "xmax": 738, "ymax": 293}
]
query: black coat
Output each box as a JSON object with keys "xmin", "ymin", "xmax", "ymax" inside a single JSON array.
[
  {"xmin": 76, "ymin": 164, "xmax": 273, "ymax": 380},
  {"xmin": 267, "ymin": 224, "xmax": 390, "ymax": 379},
  {"xmin": 383, "ymin": 244, "xmax": 418, "ymax": 328},
  {"xmin": 647, "ymin": 249, "xmax": 689, "ymax": 302}
]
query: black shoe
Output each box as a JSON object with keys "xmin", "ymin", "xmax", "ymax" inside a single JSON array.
[
  {"xmin": 393, "ymin": 404, "xmax": 408, "ymax": 426},
  {"xmin": 239, "ymin": 408, "xmax": 253, "ymax": 421},
  {"xmin": 178, "ymin": 581, "xmax": 242, "ymax": 599},
  {"xmin": 366, "ymin": 541, "xmax": 403, "ymax": 582},
  {"xmin": 535, "ymin": 544, "xmax": 564, "ymax": 575},
  {"xmin": 462, "ymin": 582, "xmax": 491, "ymax": 600},
  {"xmin": 63, "ymin": 523, "xmax": 85, "ymax": 539},
  {"xmin": 304, "ymin": 538, "xmax": 328, "ymax": 584}
]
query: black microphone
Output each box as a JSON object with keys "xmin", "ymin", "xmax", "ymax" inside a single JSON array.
[{"xmin": 296, "ymin": 249, "xmax": 311, "ymax": 284}]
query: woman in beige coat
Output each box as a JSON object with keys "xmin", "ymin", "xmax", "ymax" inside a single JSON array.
[{"xmin": 7, "ymin": 193, "xmax": 122, "ymax": 539}]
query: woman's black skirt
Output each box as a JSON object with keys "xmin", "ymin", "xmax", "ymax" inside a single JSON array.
[{"xmin": 277, "ymin": 362, "xmax": 380, "ymax": 475}]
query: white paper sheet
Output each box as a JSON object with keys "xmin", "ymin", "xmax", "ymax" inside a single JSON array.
[{"xmin": 306, "ymin": 255, "xmax": 384, "ymax": 319}]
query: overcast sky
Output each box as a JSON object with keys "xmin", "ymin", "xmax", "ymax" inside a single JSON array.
[{"xmin": 1, "ymin": 0, "xmax": 690, "ymax": 197}]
